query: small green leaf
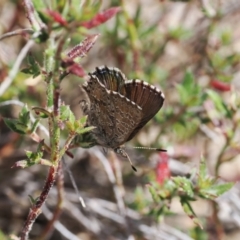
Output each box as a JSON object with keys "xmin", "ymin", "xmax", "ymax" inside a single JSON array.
[
  {"xmin": 19, "ymin": 105, "xmax": 30, "ymax": 122},
  {"xmin": 206, "ymin": 89, "xmax": 231, "ymax": 118},
  {"xmin": 24, "ymin": 149, "xmax": 44, "ymax": 167},
  {"xmin": 177, "ymin": 70, "xmax": 201, "ymax": 106},
  {"xmin": 168, "ymin": 26, "xmax": 191, "ymax": 40},
  {"xmin": 79, "ymin": 115, "xmax": 88, "ymax": 126},
  {"xmin": 4, "ymin": 118, "xmax": 27, "ymax": 134},
  {"xmin": 22, "ymin": 54, "xmax": 41, "ymax": 77},
  {"xmin": 181, "ymin": 198, "xmax": 202, "ymax": 228},
  {"xmin": 28, "ymin": 195, "xmax": 39, "ymax": 205},
  {"xmin": 69, "ymin": 110, "xmax": 75, "ymax": 125},
  {"xmin": 197, "ymin": 157, "xmax": 213, "ymax": 188},
  {"xmin": 172, "ymin": 176, "xmax": 194, "ymax": 198},
  {"xmin": 221, "ymin": 29, "xmax": 232, "ymax": 45},
  {"xmin": 182, "ymin": 71, "xmax": 195, "ymax": 91},
  {"xmin": 148, "ymin": 184, "xmax": 161, "ymax": 203},
  {"xmin": 32, "ymin": 107, "xmax": 51, "ymax": 118},
  {"xmin": 32, "ymin": 0, "xmax": 46, "ymax": 9},
  {"xmin": 200, "ymin": 183, "xmax": 234, "ymax": 199},
  {"xmin": 66, "ymin": 121, "xmax": 74, "ymax": 132},
  {"xmin": 25, "ymin": 150, "xmax": 32, "ymax": 158},
  {"xmin": 76, "ymin": 126, "xmax": 95, "ymax": 135},
  {"xmin": 31, "ymin": 119, "xmax": 40, "ymax": 133},
  {"xmin": 199, "ymin": 157, "xmax": 207, "ymax": 180},
  {"xmin": 60, "ymin": 105, "xmax": 76, "ymax": 125}
]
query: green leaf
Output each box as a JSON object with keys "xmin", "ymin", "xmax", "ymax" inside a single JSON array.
[
  {"xmin": 20, "ymin": 149, "xmax": 44, "ymax": 167},
  {"xmin": 199, "ymin": 157, "xmax": 207, "ymax": 180},
  {"xmin": 158, "ymin": 180, "xmax": 177, "ymax": 199},
  {"xmin": 28, "ymin": 195, "xmax": 39, "ymax": 205},
  {"xmin": 32, "ymin": 0, "xmax": 46, "ymax": 9},
  {"xmin": 182, "ymin": 71, "xmax": 195, "ymax": 91},
  {"xmin": 197, "ymin": 157, "xmax": 214, "ymax": 188},
  {"xmin": 32, "ymin": 107, "xmax": 51, "ymax": 118},
  {"xmin": 31, "ymin": 119, "xmax": 40, "ymax": 133},
  {"xmin": 22, "ymin": 54, "xmax": 41, "ymax": 77},
  {"xmin": 75, "ymin": 126, "xmax": 95, "ymax": 135},
  {"xmin": 200, "ymin": 183, "xmax": 234, "ymax": 199},
  {"xmin": 172, "ymin": 176, "xmax": 194, "ymax": 198},
  {"xmin": 66, "ymin": 121, "xmax": 74, "ymax": 132},
  {"xmin": 79, "ymin": 115, "xmax": 88, "ymax": 126},
  {"xmin": 176, "ymin": 70, "xmax": 201, "ymax": 105},
  {"xmin": 148, "ymin": 184, "xmax": 161, "ymax": 203},
  {"xmin": 25, "ymin": 150, "xmax": 32, "ymax": 158},
  {"xmin": 221, "ymin": 29, "xmax": 232, "ymax": 45},
  {"xmin": 180, "ymin": 198, "xmax": 203, "ymax": 228},
  {"xmin": 19, "ymin": 105, "xmax": 30, "ymax": 123},
  {"xmin": 3, "ymin": 105, "xmax": 33, "ymax": 134},
  {"xmin": 168, "ymin": 26, "xmax": 191, "ymax": 40},
  {"xmin": 60, "ymin": 105, "xmax": 75, "ymax": 124},
  {"xmin": 4, "ymin": 118, "xmax": 27, "ymax": 134},
  {"xmin": 206, "ymin": 89, "xmax": 229, "ymax": 116}
]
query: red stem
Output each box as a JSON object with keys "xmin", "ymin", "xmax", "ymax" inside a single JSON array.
[
  {"xmin": 20, "ymin": 165, "xmax": 58, "ymax": 240},
  {"xmin": 38, "ymin": 163, "xmax": 64, "ymax": 240}
]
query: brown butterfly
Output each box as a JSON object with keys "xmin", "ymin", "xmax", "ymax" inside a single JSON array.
[{"xmin": 81, "ymin": 66, "xmax": 165, "ymax": 170}]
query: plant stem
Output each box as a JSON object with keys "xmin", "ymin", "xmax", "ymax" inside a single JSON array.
[
  {"xmin": 20, "ymin": 166, "xmax": 58, "ymax": 240},
  {"xmin": 38, "ymin": 163, "xmax": 64, "ymax": 240}
]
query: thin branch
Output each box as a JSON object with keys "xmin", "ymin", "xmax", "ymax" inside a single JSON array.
[
  {"xmin": 90, "ymin": 148, "xmax": 126, "ymax": 212},
  {"xmin": 0, "ymin": 28, "xmax": 34, "ymax": 41},
  {"xmin": 38, "ymin": 163, "xmax": 64, "ymax": 240},
  {"xmin": 22, "ymin": 0, "xmax": 46, "ymax": 31},
  {"xmin": 42, "ymin": 206, "xmax": 80, "ymax": 240},
  {"xmin": 20, "ymin": 166, "xmax": 58, "ymax": 240},
  {"xmin": 62, "ymin": 156, "xmax": 86, "ymax": 208},
  {"xmin": 0, "ymin": 37, "xmax": 36, "ymax": 97},
  {"xmin": 87, "ymin": 148, "xmax": 131, "ymax": 234}
]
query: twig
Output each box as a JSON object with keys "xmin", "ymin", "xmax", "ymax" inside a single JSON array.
[
  {"xmin": 20, "ymin": 166, "xmax": 58, "ymax": 240},
  {"xmin": 22, "ymin": 0, "xmax": 46, "ymax": 31},
  {"xmin": 38, "ymin": 163, "xmax": 64, "ymax": 240},
  {"xmin": 42, "ymin": 206, "xmax": 80, "ymax": 240},
  {"xmin": 89, "ymin": 148, "xmax": 127, "ymax": 214},
  {"xmin": 0, "ymin": 28, "xmax": 34, "ymax": 41},
  {"xmin": 0, "ymin": 37, "xmax": 36, "ymax": 97},
  {"xmin": 62, "ymin": 156, "xmax": 86, "ymax": 208},
  {"xmin": 89, "ymin": 148, "xmax": 134, "ymax": 239}
]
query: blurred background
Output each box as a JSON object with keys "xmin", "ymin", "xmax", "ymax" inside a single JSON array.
[{"xmin": 1, "ymin": 0, "xmax": 240, "ymax": 239}]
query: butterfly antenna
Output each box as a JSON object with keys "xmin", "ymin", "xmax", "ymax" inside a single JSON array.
[
  {"xmin": 133, "ymin": 146, "xmax": 167, "ymax": 152},
  {"xmin": 115, "ymin": 148, "xmax": 137, "ymax": 172}
]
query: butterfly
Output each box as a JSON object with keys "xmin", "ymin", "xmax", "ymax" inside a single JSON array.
[{"xmin": 81, "ymin": 66, "xmax": 165, "ymax": 170}]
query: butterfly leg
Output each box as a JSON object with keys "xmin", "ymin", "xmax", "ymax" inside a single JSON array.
[{"xmin": 114, "ymin": 147, "xmax": 137, "ymax": 172}]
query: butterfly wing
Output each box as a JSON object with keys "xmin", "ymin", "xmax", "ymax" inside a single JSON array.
[
  {"xmin": 109, "ymin": 91, "xmax": 142, "ymax": 146},
  {"xmin": 92, "ymin": 66, "xmax": 127, "ymax": 95},
  {"xmin": 124, "ymin": 80, "xmax": 165, "ymax": 141},
  {"xmin": 82, "ymin": 73, "xmax": 142, "ymax": 148}
]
